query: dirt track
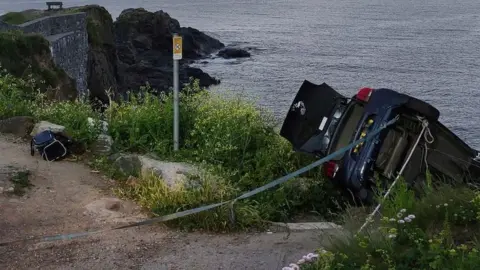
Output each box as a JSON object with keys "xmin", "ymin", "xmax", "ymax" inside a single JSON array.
[{"xmin": 0, "ymin": 135, "xmax": 333, "ymax": 270}]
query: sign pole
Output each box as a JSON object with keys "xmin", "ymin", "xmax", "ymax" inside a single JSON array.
[{"xmin": 172, "ymin": 33, "xmax": 183, "ymax": 151}]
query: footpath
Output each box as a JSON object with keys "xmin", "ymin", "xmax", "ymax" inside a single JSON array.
[{"xmin": 0, "ymin": 134, "xmax": 334, "ymax": 270}]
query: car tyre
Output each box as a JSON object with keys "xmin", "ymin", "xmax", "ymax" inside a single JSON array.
[{"xmin": 404, "ymin": 97, "xmax": 440, "ymax": 121}]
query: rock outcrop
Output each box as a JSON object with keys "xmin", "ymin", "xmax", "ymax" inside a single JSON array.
[
  {"xmin": 0, "ymin": 116, "xmax": 35, "ymax": 137},
  {"xmin": 1, "ymin": 5, "xmax": 237, "ymax": 104},
  {"xmin": 111, "ymin": 154, "xmax": 197, "ymax": 188},
  {"xmin": 218, "ymin": 48, "xmax": 251, "ymax": 59},
  {"xmin": 114, "ymin": 8, "xmax": 225, "ymax": 94},
  {"xmin": 78, "ymin": 5, "xmax": 121, "ymax": 105},
  {"xmin": 30, "ymin": 121, "xmax": 66, "ymax": 137}
]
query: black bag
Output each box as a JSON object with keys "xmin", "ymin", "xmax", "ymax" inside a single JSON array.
[{"xmin": 30, "ymin": 130, "xmax": 72, "ymax": 161}]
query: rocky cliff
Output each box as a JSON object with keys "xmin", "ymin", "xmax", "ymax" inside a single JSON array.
[
  {"xmin": 114, "ymin": 8, "xmax": 224, "ymax": 96},
  {"xmin": 0, "ymin": 5, "xmax": 245, "ymax": 104},
  {"xmin": 76, "ymin": 5, "xmax": 121, "ymax": 105}
]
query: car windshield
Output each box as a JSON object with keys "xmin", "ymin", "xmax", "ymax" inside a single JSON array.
[{"xmin": 328, "ymin": 101, "xmax": 366, "ymax": 160}]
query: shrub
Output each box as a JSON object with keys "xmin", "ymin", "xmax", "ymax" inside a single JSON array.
[
  {"xmin": 0, "ymin": 69, "xmax": 37, "ymax": 119},
  {"xmin": 33, "ymin": 99, "xmax": 102, "ymax": 146},
  {"xmin": 105, "ymin": 79, "xmax": 344, "ymax": 229},
  {"xmin": 1, "ymin": 70, "xmax": 344, "ymax": 230},
  {"xmin": 303, "ymin": 182, "xmax": 480, "ymax": 270}
]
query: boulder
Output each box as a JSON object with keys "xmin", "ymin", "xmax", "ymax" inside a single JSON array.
[
  {"xmin": 138, "ymin": 156, "xmax": 196, "ymax": 187},
  {"xmin": 218, "ymin": 48, "xmax": 251, "ymax": 59},
  {"xmin": 114, "ymin": 8, "xmax": 224, "ymax": 94},
  {"xmin": 0, "ymin": 116, "xmax": 35, "ymax": 137},
  {"xmin": 111, "ymin": 154, "xmax": 142, "ymax": 177},
  {"xmin": 111, "ymin": 154, "xmax": 197, "ymax": 187},
  {"xmin": 91, "ymin": 134, "xmax": 113, "ymax": 155},
  {"xmin": 30, "ymin": 121, "xmax": 66, "ymax": 137}
]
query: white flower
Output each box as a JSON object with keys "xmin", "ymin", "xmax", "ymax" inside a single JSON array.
[
  {"xmin": 388, "ymin": 234, "xmax": 397, "ymax": 239},
  {"xmin": 389, "ymin": 218, "xmax": 396, "ymax": 222},
  {"xmin": 397, "ymin": 213, "xmax": 403, "ymax": 218},
  {"xmin": 400, "ymin": 209, "xmax": 407, "ymax": 213},
  {"xmin": 398, "ymin": 219, "xmax": 405, "ymax": 224},
  {"xmin": 444, "ymin": 203, "xmax": 449, "ymax": 207},
  {"xmin": 407, "ymin": 214, "xmax": 416, "ymax": 219},
  {"xmin": 436, "ymin": 205, "xmax": 440, "ymax": 209},
  {"xmin": 404, "ymin": 217, "xmax": 412, "ymax": 223}
]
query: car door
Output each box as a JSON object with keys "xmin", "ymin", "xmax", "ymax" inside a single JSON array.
[{"xmin": 280, "ymin": 80, "xmax": 348, "ymax": 156}]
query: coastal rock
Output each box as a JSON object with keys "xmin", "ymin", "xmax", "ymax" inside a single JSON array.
[
  {"xmin": 111, "ymin": 154, "xmax": 197, "ymax": 188},
  {"xmin": 79, "ymin": 5, "xmax": 121, "ymax": 106},
  {"xmin": 114, "ymin": 8, "xmax": 225, "ymax": 94},
  {"xmin": 218, "ymin": 48, "xmax": 251, "ymax": 59},
  {"xmin": 138, "ymin": 156, "xmax": 196, "ymax": 187},
  {"xmin": 0, "ymin": 116, "xmax": 35, "ymax": 137},
  {"xmin": 30, "ymin": 121, "xmax": 66, "ymax": 137},
  {"xmin": 91, "ymin": 134, "xmax": 113, "ymax": 155}
]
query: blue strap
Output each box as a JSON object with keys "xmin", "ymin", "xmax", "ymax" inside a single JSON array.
[{"xmin": 0, "ymin": 118, "xmax": 397, "ymax": 246}]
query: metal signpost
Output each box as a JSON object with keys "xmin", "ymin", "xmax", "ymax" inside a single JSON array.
[{"xmin": 172, "ymin": 33, "xmax": 182, "ymax": 151}]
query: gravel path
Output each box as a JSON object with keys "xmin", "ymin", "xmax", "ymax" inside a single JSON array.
[{"xmin": 0, "ymin": 135, "xmax": 334, "ymax": 270}]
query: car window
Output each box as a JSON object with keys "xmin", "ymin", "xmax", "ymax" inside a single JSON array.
[{"xmin": 329, "ymin": 102, "xmax": 366, "ymax": 160}]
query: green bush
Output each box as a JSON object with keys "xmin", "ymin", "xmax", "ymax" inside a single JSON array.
[
  {"xmin": 303, "ymin": 182, "xmax": 480, "ymax": 270},
  {"xmin": 105, "ymin": 79, "xmax": 343, "ymax": 229},
  {"xmin": 33, "ymin": 99, "xmax": 102, "ymax": 146},
  {"xmin": 0, "ymin": 70, "xmax": 37, "ymax": 119},
  {"xmin": 1, "ymin": 70, "xmax": 343, "ymax": 230}
]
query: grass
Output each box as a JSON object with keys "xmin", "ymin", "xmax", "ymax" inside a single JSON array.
[
  {"xmin": 301, "ymin": 179, "xmax": 480, "ymax": 270},
  {"xmin": 0, "ymin": 11, "xmax": 43, "ymax": 25},
  {"xmin": 0, "ymin": 31, "xmax": 76, "ymax": 101},
  {"xmin": 9, "ymin": 168, "xmax": 33, "ymax": 196},
  {"xmin": 0, "ymin": 71, "xmax": 346, "ymax": 231}
]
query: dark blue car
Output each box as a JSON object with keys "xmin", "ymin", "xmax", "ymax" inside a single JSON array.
[{"xmin": 280, "ymin": 80, "xmax": 480, "ymax": 204}]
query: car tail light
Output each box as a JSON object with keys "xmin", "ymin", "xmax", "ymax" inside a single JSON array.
[
  {"xmin": 324, "ymin": 161, "xmax": 339, "ymax": 178},
  {"xmin": 356, "ymin": 87, "xmax": 373, "ymax": 102}
]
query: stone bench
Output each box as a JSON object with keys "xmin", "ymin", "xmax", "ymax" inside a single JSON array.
[{"xmin": 46, "ymin": 1, "xmax": 63, "ymax": 11}]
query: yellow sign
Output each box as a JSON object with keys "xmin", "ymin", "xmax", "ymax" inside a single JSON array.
[{"xmin": 173, "ymin": 35, "xmax": 183, "ymax": 60}]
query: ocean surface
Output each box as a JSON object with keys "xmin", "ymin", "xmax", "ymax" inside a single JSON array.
[{"xmin": 1, "ymin": 0, "xmax": 479, "ymax": 148}]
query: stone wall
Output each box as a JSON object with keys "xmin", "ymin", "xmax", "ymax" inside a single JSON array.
[
  {"xmin": 47, "ymin": 31, "xmax": 89, "ymax": 94},
  {"xmin": 0, "ymin": 13, "xmax": 88, "ymax": 95}
]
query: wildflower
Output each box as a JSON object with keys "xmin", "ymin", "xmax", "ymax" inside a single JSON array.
[
  {"xmin": 407, "ymin": 214, "xmax": 416, "ymax": 219},
  {"xmin": 449, "ymin": 249, "xmax": 457, "ymax": 256},
  {"xmin": 388, "ymin": 234, "xmax": 396, "ymax": 239},
  {"xmin": 398, "ymin": 219, "xmax": 405, "ymax": 224},
  {"xmin": 404, "ymin": 217, "xmax": 412, "ymax": 223},
  {"xmin": 397, "ymin": 213, "xmax": 403, "ymax": 218},
  {"xmin": 400, "ymin": 209, "xmax": 407, "ymax": 213},
  {"xmin": 389, "ymin": 218, "xmax": 396, "ymax": 222},
  {"xmin": 444, "ymin": 203, "xmax": 449, "ymax": 207},
  {"xmin": 436, "ymin": 205, "xmax": 440, "ymax": 209}
]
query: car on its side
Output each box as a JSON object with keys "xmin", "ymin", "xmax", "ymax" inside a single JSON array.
[{"xmin": 280, "ymin": 80, "xmax": 480, "ymax": 204}]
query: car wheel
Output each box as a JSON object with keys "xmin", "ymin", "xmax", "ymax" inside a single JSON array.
[{"xmin": 404, "ymin": 97, "xmax": 440, "ymax": 121}]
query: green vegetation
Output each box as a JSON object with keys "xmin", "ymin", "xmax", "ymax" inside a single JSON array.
[
  {"xmin": 303, "ymin": 181, "xmax": 480, "ymax": 269},
  {"xmin": 0, "ymin": 11, "xmax": 43, "ymax": 25},
  {"xmin": 0, "ymin": 72, "xmax": 344, "ymax": 230},
  {"xmin": 0, "ymin": 31, "xmax": 76, "ymax": 100},
  {"xmin": 9, "ymin": 168, "xmax": 33, "ymax": 196}
]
